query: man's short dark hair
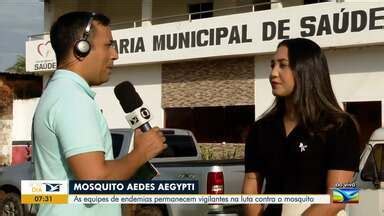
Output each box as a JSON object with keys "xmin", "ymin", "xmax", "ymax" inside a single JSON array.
[{"xmin": 50, "ymin": 11, "xmax": 110, "ymax": 65}]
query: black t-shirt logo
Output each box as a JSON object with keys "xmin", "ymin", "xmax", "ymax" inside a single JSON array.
[{"xmin": 298, "ymin": 142, "xmax": 308, "ymax": 152}]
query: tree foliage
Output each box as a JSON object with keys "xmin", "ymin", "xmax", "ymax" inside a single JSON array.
[{"xmin": 6, "ymin": 55, "xmax": 26, "ymax": 73}]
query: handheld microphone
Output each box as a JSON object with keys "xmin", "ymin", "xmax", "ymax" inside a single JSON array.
[
  {"xmin": 114, "ymin": 81, "xmax": 159, "ymax": 180},
  {"xmin": 114, "ymin": 81, "xmax": 152, "ymax": 132}
]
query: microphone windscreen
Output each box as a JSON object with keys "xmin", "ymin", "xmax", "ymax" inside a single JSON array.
[{"xmin": 114, "ymin": 81, "xmax": 143, "ymax": 113}]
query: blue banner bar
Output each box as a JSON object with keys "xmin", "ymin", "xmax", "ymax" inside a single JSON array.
[{"xmin": 69, "ymin": 180, "xmax": 198, "ymax": 194}]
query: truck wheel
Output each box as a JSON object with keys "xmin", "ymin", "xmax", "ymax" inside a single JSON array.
[{"xmin": 0, "ymin": 193, "xmax": 25, "ymax": 216}]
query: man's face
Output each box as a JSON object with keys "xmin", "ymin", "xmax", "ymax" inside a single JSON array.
[{"xmin": 84, "ymin": 22, "xmax": 118, "ymax": 86}]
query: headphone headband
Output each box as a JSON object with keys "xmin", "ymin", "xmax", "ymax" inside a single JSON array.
[
  {"xmin": 82, "ymin": 12, "xmax": 96, "ymax": 41},
  {"xmin": 74, "ymin": 12, "xmax": 96, "ymax": 58}
]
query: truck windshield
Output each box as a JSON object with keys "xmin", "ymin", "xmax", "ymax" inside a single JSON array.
[
  {"xmin": 111, "ymin": 132, "xmax": 198, "ymax": 159},
  {"xmin": 361, "ymin": 143, "xmax": 384, "ymax": 181},
  {"xmin": 157, "ymin": 135, "xmax": 198, "ymax": 158}
]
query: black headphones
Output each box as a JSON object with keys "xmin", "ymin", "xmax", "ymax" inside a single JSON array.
[{"xmin": 74, "ymin": 12, "xmax": 96, "ymax": 58}]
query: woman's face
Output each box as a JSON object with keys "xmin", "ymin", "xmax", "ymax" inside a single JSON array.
[{"xmin": 269, "ymin": 45, "xmax": 295, "ymax": 97}]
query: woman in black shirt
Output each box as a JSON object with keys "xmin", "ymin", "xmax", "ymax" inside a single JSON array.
[{"xmin": 242, "ymin": 38, "xmax": 360, "ymax": 216}]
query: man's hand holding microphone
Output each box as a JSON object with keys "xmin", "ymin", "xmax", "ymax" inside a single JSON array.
[{"xmin": 133, "ymin": 127, "xmax": 167, "ymax": 163}]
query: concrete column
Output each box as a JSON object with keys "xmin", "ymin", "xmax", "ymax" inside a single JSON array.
[
  {"xmin": 271, "ymin": 0, "xmax": 283, "ymax": 9},
  {"xmin": 44, "ymin": 0, "xmax": 55, "ymax": 33},
  {"xmin": 142, "ymin": 0, "xmax": 152, "ymax": 27},
  {"xmin": 381, "ymin": 100, "xmax": 384, "ymax": 127},
  {"xmin": 44, "ymin": 0, "xmax": 80, "ymax": 32}
]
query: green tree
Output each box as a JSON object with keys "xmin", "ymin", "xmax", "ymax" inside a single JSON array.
[{"xmin": 6, "ymin": 55, "xmax": 25, "ymax": 73}]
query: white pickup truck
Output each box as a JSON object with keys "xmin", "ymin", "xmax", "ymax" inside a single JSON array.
[
  {"xmin": 111, "ymin": 128, "xmax": 244, "ymax": 216},
  {"xmin": 346, "ymin": 128, "xmax": 384, "ymax": 216},
  {"xmin": 0, "ymin": 128, "xmax": 244, "ymax": 216}
]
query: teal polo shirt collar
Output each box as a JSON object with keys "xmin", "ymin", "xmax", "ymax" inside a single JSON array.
[{"xmin": 51, "ymin": 69, "xmax": 96, "ymax": 99}]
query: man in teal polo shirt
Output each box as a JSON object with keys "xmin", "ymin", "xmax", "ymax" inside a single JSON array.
[{"xmin": 32, "ymin": 12, "xmax": 167, "ymax": 216}]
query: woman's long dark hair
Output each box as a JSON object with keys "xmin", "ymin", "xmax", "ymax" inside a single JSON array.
[{"xmin": 263, "ymin": 38, "xmax": 354, "ymax": 135}]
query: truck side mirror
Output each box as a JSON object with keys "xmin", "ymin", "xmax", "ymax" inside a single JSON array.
[{"xmin": 360, "ymin": 144, "xmax": 384, "ymax": 188}]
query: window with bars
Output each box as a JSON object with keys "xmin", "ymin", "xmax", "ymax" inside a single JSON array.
[{"xmin": 188, "ymin": 2, "xmax": 213, "ymax": 20}]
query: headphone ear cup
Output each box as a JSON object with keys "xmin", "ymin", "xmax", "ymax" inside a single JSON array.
[{"xmin": 74, "ymin": 39, "xmax": 91, "ymax": 57}]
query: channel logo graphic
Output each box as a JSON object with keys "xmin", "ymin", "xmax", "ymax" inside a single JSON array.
[
  {"xmin": 332, "ymin": 188, "xmax": 359, "ymax": 203},
  {"xmin": 22, "ymin": 180, "xmax": 68, "ymax": 204},
  {"xmin": 43, "ymin": 183, "xmax": 62, "ymax": 192}
]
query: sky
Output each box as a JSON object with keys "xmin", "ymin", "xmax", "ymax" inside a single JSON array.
[{"xmin": 0, "ymin": 0, "xmax": 43, "ymax": 72}]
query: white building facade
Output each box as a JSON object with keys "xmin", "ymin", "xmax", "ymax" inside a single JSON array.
[{"xmin": 22, "ymin": 0, "xmax": 384, "ymax": 149}]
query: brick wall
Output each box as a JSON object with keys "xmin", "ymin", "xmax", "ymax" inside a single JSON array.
[
  {"xmin": 0, "ymin": 81, "xmax": 12, "ymax": 165},
  {"xmin": 162, "ymin": 57, "xmax": 254, "ymax": 107},
  {"xmin": 0, "ymin": 120, "xmax": 12, "ymax": 166}
]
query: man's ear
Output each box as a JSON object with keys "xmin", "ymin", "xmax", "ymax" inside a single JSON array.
[{"xmin": 74, "ymin": 37, "xmax": 92, "ymax": 58}]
